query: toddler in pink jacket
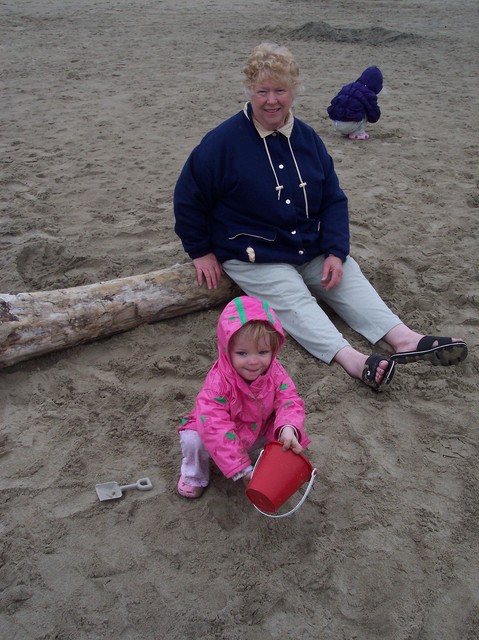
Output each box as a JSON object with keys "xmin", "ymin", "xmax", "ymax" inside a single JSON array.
[{"xmin": 177, "ymin": 296, "xmax": 311, "ymax": 498}]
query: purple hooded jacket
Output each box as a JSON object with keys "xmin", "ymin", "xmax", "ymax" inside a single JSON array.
[
  {"xmin": 179, "ymin": 296, "xmax": 310, "ymax": 479},
  {"xmin": 327, "ymin": 66, "xmax": 383, "ymax": 123}
]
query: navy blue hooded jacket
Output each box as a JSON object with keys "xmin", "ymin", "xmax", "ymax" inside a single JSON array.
[
  {"xmin": 327, "ymin": 66, "xmax": 383, "ymax": 123},
  {"xmin": 174, "ymin": 103, "xmax": 350, "ymax": 265}
]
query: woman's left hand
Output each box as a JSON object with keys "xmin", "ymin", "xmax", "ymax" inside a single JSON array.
[{"xmin": 320, "ymin": 255, "xmax": 343, "ymax": 290}]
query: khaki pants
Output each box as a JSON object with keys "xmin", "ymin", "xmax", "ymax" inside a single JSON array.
[{"xmin": 223, "ymin": 256, "xmax": 401, "ymax": 363}]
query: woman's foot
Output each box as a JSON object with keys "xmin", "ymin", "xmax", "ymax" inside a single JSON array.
[
  {"xmin": 362, "ymin": 354, "xmax": 396, "ymax": 391},
  {"xmin": 177, "ymin": 475, "xmax": 205, "ymax": 499},
  {"xmin": 334, "ymin": 346, "xmax": 394, "ymax": 390},
  {"xmin": 383, "ymin": 326, "xmax": 467, "ymax": 365},
  {"xmin": 390, "ymin": 336, "xmax": 468, "ymax": 366}
]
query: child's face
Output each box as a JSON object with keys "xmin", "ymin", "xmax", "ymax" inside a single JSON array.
[{"xmin": 229, "ymin": 332, "xmax": 273, "ymax": 382}]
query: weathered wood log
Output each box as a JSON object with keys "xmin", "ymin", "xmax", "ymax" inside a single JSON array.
[{"xmin": 0, "ymin": 263, "xmax": 242, "ymax": 369}]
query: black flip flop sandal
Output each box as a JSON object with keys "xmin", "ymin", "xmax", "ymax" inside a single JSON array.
[
  {"xmin": 362, "ymin": 354, "xmax": 396, "ymax": 392},
  {"xmin": 390, "ymin": 336, "xmax": 468, "ymax": 366}
]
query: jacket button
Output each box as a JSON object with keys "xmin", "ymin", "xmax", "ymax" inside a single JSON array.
[
  {"xmin": 298, "ymin": 250, "xmax": 304, "ymax": 255},
  {"xmin": 291, "ymin": 230, "xmax": 296, "ymax": 234},
  {"xmin": 279, "ymin": 164, "xmax": 284, "ymax": 169},
  {"xmin": 285, "ymin": 199, "xmax": 291, "ymax": 204}
]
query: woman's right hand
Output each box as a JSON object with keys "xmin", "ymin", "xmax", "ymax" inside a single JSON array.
[{"xmin": 193, "ymin": 253, "xmax": 223, "ymax": 289}]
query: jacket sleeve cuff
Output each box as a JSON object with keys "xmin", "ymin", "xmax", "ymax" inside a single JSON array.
[
  {"xmin": 327, "ymin": 250, "xmax": 348, "ymax": 262},
  {"xmin": 232, "ymin": 465, "xmax": 253, "ymax": 482},
  {"xmin": 278, "ymin": 425, "xmax": 299, "ymax": 440}
]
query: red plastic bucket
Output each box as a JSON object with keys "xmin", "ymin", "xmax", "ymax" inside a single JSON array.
[{"xmin": 246, "ymin": 441, "xmax": 316, "ymax": 517}]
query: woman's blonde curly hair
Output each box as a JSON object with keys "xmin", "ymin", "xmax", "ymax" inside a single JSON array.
[{"xmin": 243, "ymin": 42, "xmax": 302, "ymax": 97}]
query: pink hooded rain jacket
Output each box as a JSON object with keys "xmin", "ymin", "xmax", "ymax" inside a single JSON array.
[{"xmin": 179, "ymin": 296, "xmax": 310, "ymax": 479}]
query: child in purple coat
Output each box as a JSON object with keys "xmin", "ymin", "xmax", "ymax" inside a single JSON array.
[
  {"xmin": 327, "ymin": 66, "xmax": 383, "ymax": 140},
  {"xmin": 177, "ymin": 296, "xmax": 311, "ymax": 499}
]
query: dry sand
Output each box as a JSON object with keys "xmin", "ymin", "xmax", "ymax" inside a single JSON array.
[{"xmin": 1, "ymin": 1, "xmax": 478, "ymax": 638}]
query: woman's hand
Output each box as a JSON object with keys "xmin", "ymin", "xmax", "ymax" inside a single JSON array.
[
  {"xmin": 320, "ymin": 255, "xmax": 343, "ymax": 291},
  {"xmin": 279, "ymin": 426, "xmax": 303, "ymax": 454},
  {"xmin": 193, "ymin": 253, "xmax": 223, "ymax": 289}
]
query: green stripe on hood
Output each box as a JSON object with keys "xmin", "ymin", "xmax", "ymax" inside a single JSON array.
[
  {"xmin": 233, "ymin": 297, "xmax": 248, "ymax": 325},
  {"xmin": 262, "ymin": 300, "xmax": 275, "ymax": 326}
]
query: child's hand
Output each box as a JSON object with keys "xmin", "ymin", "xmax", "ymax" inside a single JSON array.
[{"xmin": 279, "ymin": 426, "xmax": 303, "ymax": 454}]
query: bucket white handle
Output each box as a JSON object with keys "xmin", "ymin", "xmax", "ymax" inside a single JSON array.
[{"xmin": 249, "ymin": 448, "xmax": 317, "ymax": 518}]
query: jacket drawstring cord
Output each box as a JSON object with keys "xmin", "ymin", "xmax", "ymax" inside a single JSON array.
[
  {"xmin": 263, "ymin": 138, "xmax": 284, "ymax": 200},
  {"xmin": 288, "ymin": 138, "xmax": 309, "ymax": 219},
  {"xmin": 262, "ymin": 136, "xmax": 310, "ymax": 216}
]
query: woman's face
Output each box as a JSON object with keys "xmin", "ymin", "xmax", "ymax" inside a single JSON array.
[{"xmin": 250, "ymin": 76, "xmax": 295, "ymax": 131}]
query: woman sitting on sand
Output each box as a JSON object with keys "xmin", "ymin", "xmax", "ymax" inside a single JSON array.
[{"xmin": 173, "ymin": 42, "xmax": 467, "ymax": 392}]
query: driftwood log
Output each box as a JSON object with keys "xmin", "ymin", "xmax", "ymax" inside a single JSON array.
[{"xmin": 0, "ymin": 263, "xmax": 242, "ymax": 370}]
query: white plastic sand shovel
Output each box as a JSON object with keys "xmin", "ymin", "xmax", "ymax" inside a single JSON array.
[{"xmin": 95, "ymin": 477, "xmax": 153, "ymax": 502}]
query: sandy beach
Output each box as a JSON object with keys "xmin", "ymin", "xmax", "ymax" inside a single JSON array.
[{"xmin": 1, "ymin": 1, "xmax": 478, "ymax": 638}]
